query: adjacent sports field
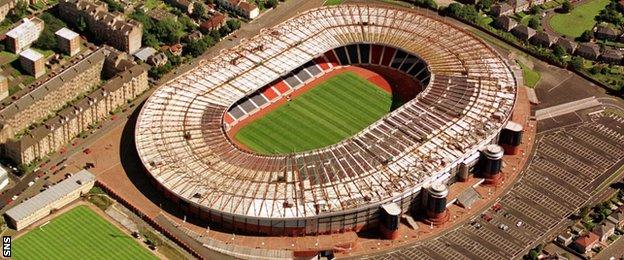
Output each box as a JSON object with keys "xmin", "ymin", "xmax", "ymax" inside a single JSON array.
[
  {"xmin": 549, "ymin": 0, "xmax": 610, "ymax": 38},
  {"xmin": 13, "ymin": 205, "xmax": 156, "ymax": 260},
  {"xmin": 234, "ymin": 72, "xmax": 392, "ymax": 154}
]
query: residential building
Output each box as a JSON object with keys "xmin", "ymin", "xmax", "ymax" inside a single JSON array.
[
  {"xmin": 0, "ymin": 49, "xmax": 106, "ymax": 144},
  {"xmin": 200, "ymin": 12, "xmax": 226, "ymax": 32},
  {"xmin": 491, "ymin": 3, "xmax": 513, "ymax": 16},
  {"xmin": 0, "ymin": 0, "xmax": 15, "ymax": 22},
  {"xmin": 595, "ymin": 25, "xmax": 619, "ymax": 41},
  {"xmin": 555, "ymin": 37, "xmax": 577, "ymax": 54},
  {"xmin": 4, "ymin": 170, "xmax": 95, "ymax": 231},
  {"xmin": 147, "ymin": 52, "xmax": 167, "ymax": 66},
  {"xmin": 575, "ymin": 43, "xmax": 601, "ymax": 60},
  {"xmin": 494, "ymin": 16, "xmax": 517, "ymax": 32},
  {"xmin": 165, "ymin": 0, "xmax": 194, "ymax": 14},
  {"xmin": 600, "ymin": 48, "xmax": 623, "ymax": 64},
  {"xmin": 592, "ymin": 222, "xmax": 615, "ymax": 242},
  {"xmin": 217, "ymin": 0, "xmax": 259, "ymax": 19},
  {"xmin": 0, "ymin": 75, "xmax": 8, "ymax": 100},
  {"xmin": 4, "ymin": 64, "xmax": 149, "ymax": 164},
  {"xmin": 0, "ymin": 165, "xmax": 8, "ymax": 190},
  {"xmin": 5, "ymin": 17, "xmax": 45, "ymax": 53},
  {"xmin": 55, "ymin": 28, "xmax": 81, "ymax": 56},
  {"xmin": 511, "ymin": 25, "xmax": 536, "ymax": 41},
  {"xmin": 147, "ymin": 8, "xmax": 178, "ymax": 22},
  {"xmin": 571, "ymin": 232, "xmax": 599, "ymax": 254},
  {"xmin": 58, "ymin": 0, "xmax": 143, "ymax": 53},
  {"xmin": 19, "ymin": 48, "xmax": 45, "ymax": 78},
  {"xmin": 133, "ymin": 47, "xmax": 157, "ymax": 62},
  {"xmin": 531, "ymin": 31, "xmax": 558, "ymax": 47},
  {"xmin": 555, "ymin": 232, "xmax": 574, "ymax": 246},
  {"xmin": 607, "ymin": 207, "xmax": 624, "ymax": 228}
]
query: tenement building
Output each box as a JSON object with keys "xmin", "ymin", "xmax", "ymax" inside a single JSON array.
[
  {"xmin": 58, "ymin": 0, "xmax": 142, "ymax": 53},
  {"xmin": 0, "ymin": 49, "xmax": 106, "ymax": 144},
  {"xmin": 5, "ymin": 64, "xmax": 148, "ymax": 164}
]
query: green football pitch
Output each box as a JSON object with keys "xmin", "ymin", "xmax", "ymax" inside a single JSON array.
[
  {"xmin": 235, "ymin": 72, "xmax": 393, "ymax": 154},
  {"xmin": 13, "ymin": 205, "xmax": 156, "ymax": 260}
]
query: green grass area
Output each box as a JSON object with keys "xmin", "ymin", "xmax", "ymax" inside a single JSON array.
[
  {"xmin": 13, "ymin": 206, "xmax": 156, "ymax": 260},
  {"xmin": 517, "ymin": 61, "xmax": 541, "ymax": 87},
  {"xmin": 549, "ymin": 0, "xmax": 610, "ymax": 38},
  {"xmin": 324, "ymin": 0, "xmax": 343, "ymax": 5},
  {"xmin": 235, "ymin": 72, "xmax": 392, "ymax": 154}
]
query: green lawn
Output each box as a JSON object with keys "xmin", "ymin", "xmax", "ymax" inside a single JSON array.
[
  {"xmin": 324, "ymin": 0, "xmax": 343, "ymax": 5},
  {"xmin": 518, "ymin": 61, "xmax": 541, "ymax": 88},
  {"xmin": 549, "ymin": 0, "xmax": 610, "ymax": 38},
  {"xmin": 13, "ymin": 206, "xmax": 156, "ymax": 260},
  {"xmin": 235, "ymin": 72, "xmax": 392, "ymax": 154}
]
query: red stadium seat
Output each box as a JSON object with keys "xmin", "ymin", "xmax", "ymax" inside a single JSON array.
[
  {"xmin": 324, "ymin": 50, "xmax": 340, "ymax": 67},
  {"xmin": 274, "ymin": 80, "xmax": 291, "ymax": 94},
  {"xmin": 224, "ymin": 113, "xmax": 235, "ymax": 124},
  {"xmin": 262, "ymin": 86, "xmax": 279, "ymax": 101},
  {"xmin": 314, "ymin": 56, "xmax": 331, "ymax": 71},
  {"xmin": 370, "ymin": 44, "xmax": 384, "ymax": 65},
  {"xmin": 381, "ymin": 46, "xmax": 396, "ymax": 67}
]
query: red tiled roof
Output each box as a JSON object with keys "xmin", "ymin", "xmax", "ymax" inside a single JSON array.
[{"xmin": 575, "ymin": 232, "xmax": 599, "ymax": 247}]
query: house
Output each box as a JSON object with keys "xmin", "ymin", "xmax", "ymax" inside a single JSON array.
[
  {"xmin": 5, "ymin": 17, "xmax": 45, "ymax": 53},
  {"xmin": 510, "ymin": 0, "xmax": 529, "ymax": 13},
  {"xmin": 165, "ymin": 0, "xmax": 194, "ymax": 14},
  {"xmin": 531, "ymin": 31, "xmax": 558, "ymax": 47},
  {"xmin": 148, "ymin": 8, "xmax": 178, "ymax": 22},
  {"xmin": 134, "ymin": 47, "xmax": 157, "ymax": 62},
  {"xmin": 147, "ymin": 52, "xmax": 168, "ymax": 67},
  {"xmin": 200, "ymin": 12, "xmax": 226, "ymax": 32},
  {"xmin": 491, "ymin": 3, "xmax": 513, "ymax": 16},
  {"xmin": 555, "ymin": 231, "xmax": 574, "ymax": 246},
  {"xmin": 600, "ymin": 48, "xmax": 623, "ymax": 64},
  {"xmin": 216, "ymin": 0, "xmax": 259, "ymax": 19},
  {"xmin": 575, "ymin": 43, "xmax": 601, "ymax": 60},
  {"xmin": 571, "ymin": 232, "xmax": 599, "ymax": 254},
  {"xmin": 555, "ymin": 37, "xmax": 578, "ymax": 54},
  {"xmin": 183, "ymin": 30, "xmax": 203, "ymax": 43},
  {"xmin": 594, "ymin": 25, "xmax": 619, "ymax": 41},
  {"xmin": 494, "ymin": 16, "xmax": 517, "ymax": 32},
  {"xmin": 169, "ymin": 43, "xmax": 183, "ymax": 56},
  {"xmin": 592, "ymin": 222, "xmax": 615, "ymax": 242},
  {"xmin": 511, "ymin": 25, "xmax": 536, "ymax": 41},
  {"xmin": 607, "ymin": 207, "xmax": 624, "ymax": 228}
]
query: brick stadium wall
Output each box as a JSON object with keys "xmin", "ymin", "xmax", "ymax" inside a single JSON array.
[{"xmin": 95, "ymin": 180, "xmax": 204, "ymax": 259}]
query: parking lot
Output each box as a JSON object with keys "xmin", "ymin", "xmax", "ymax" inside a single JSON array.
[{"xmin": 367, "ymin": 108, "xmax": 624, "ymax": 260}]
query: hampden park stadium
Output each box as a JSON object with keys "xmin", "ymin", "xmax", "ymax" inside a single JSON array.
[{"xmin": 134, "ymin": 4, "xmax": 522, "ymax": 239}]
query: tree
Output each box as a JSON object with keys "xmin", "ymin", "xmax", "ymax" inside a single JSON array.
[
  {"xmin": 226, "ymin": 19, "xmax": 241, "ymax": 31},
  {"xmin": 528, "ymin": 5, "xmax": 543, "ymax": 15},
  {"xmin": 553, "ymin": 45, "xmax": 566, "ymax": 57},
  {"xmin": 561, "ymin": 0, "xmax": 572, "ymax": 13},
  {"xmin": 528, "ymin": 16, "xmax": 540, "ymax": 30},
  {"xmin": 570, "ymin": 56, "xmax": 584, "ymax": 70},
  {"xmin": 154, "ymin": 18, "xmax": 185, "ymax": 44},
  {"xmin": 477, "ymin": 0, "xmax": 493, "ymax": 11},
  {"xmin": 443, "ymin": 3, "xmax": 462, "ymax": 17},
  {"xmin": 578, "ymin": 30, "xmax": 593, "ymax": 42},
  {"xmin": 186, "ymin": 39, "xmax": 208, "ymax": 57},
  {"xmin": 192, "ymin": 2, "xmax": 206, "ymax": 19},
  {"xmin": 266, "ymin": 0, "xmax": 278, "ymax": 8},
  {"xmin": 76, "ymin": 15, "xmax": 88, "ymax": 33},
  {"xmin": 8, "ymin": 0, "xmax": 28, "ymax": 22}
]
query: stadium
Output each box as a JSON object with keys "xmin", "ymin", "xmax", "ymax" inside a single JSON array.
[{"xmin": 135, "ymin": 4, "xmax": 519, "ymax": 237}]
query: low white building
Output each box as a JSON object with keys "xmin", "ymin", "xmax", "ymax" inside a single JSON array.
[
  {"xmin": 0, "ymin": 165, "xmax": 9, "ymax": 191},
  {"xmin": 4, "ymin": 170, "xmax": 96, "ymax": 231}
]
